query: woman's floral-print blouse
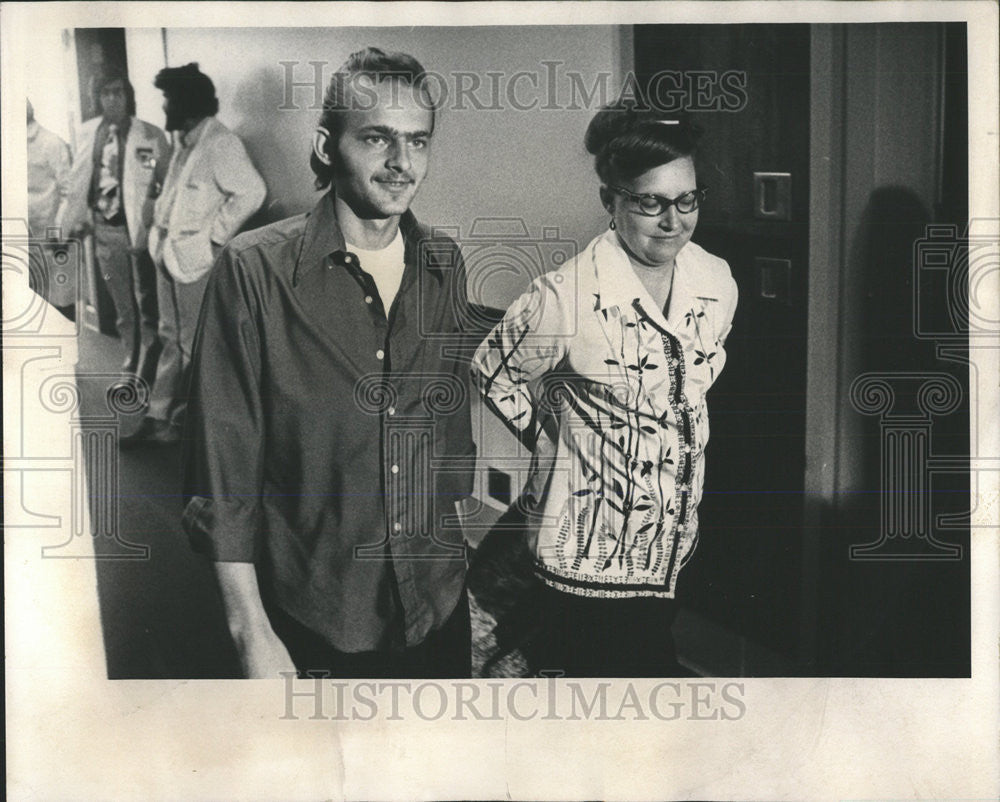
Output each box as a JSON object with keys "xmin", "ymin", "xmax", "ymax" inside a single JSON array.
[{"xmin": 472, "ymin": 230, "xmax": 738, "ymax": 598}]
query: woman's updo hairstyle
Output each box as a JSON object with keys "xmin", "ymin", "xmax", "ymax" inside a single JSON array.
[{"xmin": 585, "ymin": 101, "xmax": 703, "ymax": 185}]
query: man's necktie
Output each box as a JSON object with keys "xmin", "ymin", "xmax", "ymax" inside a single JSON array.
[{"xmin": 97, "ymin": 123, "xmax": 121, "ymax": 220}]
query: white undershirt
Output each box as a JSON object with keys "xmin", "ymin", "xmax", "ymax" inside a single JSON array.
[{"xmin": 346, "ymin": 230, "xmax": 406, "ymax": 313}]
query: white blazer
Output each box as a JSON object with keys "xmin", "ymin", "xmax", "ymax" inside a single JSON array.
[
  {"xmin": 58, "ymin": 116, "xmax": 171, "ymax": 251},
  {"xmin": 148, "ymin": 117, "xmax": 266, "ymax": 284}
]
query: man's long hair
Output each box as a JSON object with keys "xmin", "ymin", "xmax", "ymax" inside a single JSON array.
[
  {"xmin": 154, "ymin": 62, "xmax": 219, "ymax": 120},
  {"xmin": 92, "ymin": 66, "xmax": 137, "ymax": 118}
]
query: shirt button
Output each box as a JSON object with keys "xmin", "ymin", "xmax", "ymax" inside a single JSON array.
[
  {"xmin": 684, "ymin": 445, "xmax": 692, "ymax": 454},
  {"xmin": 388, "ymin": 406, "xmax": 396, "ymax": 416},
  {"xmin": 393, "ymin": 522, "xmax": 402, "ymax": 533},
  {"xmin": 390, "ymin": 464, "xmax": 399, "ymax": 475},
  {"xmin": 376, "ymin": 349, "xmax": 385, "ymax": 360},
  {"xmin": 365, "ymin": 295, "xmax": 373, "ymax": 304}
]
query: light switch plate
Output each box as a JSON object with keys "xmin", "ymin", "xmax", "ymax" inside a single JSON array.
[{"xmin": 753, "ymin": 172, "xmax": 792, "ymax": 220}]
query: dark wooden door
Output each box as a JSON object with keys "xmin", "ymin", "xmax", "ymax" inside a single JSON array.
[{"xmin": 634, "ymin": 24, "xmax": 811, "ymax": 663}]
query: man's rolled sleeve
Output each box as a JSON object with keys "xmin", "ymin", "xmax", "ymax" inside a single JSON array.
[{"xmin": 182, "ymin": 245, "xmax": 265, "ymax": 561}]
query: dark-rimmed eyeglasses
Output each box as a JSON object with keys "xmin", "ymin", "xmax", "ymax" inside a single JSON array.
[{"xmin": 607, "ymin": 185, "xmax": 707, "ymax": 216}]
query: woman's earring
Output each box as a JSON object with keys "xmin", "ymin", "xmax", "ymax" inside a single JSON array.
[{"xmin": 609, "ymin": 218, "xmax": 616, "ymax": 230}]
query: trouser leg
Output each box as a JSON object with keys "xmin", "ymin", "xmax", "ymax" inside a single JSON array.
[
  {"xmin": 92, "ymin": 218, "xmax": 138, "ymax": 374},
  {"xmin": 132, "ymin": 248, "xmax": 161, "ymax": 388},
  {"xmin": 168, "ymin": 271, "xmax": 210, "ymax": 427},
  {"xmin": 147, "ymin": 259, "xmax": 180, "ymax": 423},
  {"xmin": 146, "ymin": 260, "xmax": 209, "ymax": 427}
]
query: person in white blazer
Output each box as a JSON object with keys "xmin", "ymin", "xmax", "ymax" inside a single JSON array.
[
  {"xmin": 122, "ymin": 63, "xmax": 266, "ymax": 447},
  {"xmin": 58, "ymin": 69, "xmax": 171, "ymax": 383}
]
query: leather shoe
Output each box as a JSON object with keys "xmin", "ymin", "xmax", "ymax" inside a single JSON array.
[{"xmin": 119, "ymin": 417, "xmax": 180, "ymax": 448}]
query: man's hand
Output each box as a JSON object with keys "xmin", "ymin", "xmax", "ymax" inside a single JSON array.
[
  {"xmin": 214, "ymin": 561, "xmax": 296, "ymax": 679},
  {"xmin": 68, "ymin": 221, "xmax": 92, "ymax": 239},
  {"xmin": 230, "ymin": 619, "xmax": 297, "ymax": 679}
]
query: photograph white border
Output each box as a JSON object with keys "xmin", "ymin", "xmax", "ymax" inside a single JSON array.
[{"xmin": 4, "ymin": 2, "xmax": 998, "ymax": 800}]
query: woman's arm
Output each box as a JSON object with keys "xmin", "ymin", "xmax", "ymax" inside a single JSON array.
[{"xmin": 471, "ymin": 273, "xmax": 569, "ymax": 451}]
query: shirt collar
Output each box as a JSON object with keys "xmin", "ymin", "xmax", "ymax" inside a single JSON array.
[
  {"xmin": 180, "ymin": 116, "xmax": 211, "ymax": 148},
  {"xmin": 101, "ymin": 115, "xmax": 131, "ymax": 136},
  {"xmin": 293, "ymin": 192, "xmax": 434, "ymax": 287},
  {"xmin": 592, "ymin": 229, "xmax": 718, "ymax": 330}
]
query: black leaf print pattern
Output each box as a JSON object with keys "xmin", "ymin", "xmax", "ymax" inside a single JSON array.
[
  {"xmin": 473, "ymin": 241, "xmax": 732, "ymax": 599},
  {"xmin": 693, "ymin": 349, "xmax": 717, "ymax": 367}
]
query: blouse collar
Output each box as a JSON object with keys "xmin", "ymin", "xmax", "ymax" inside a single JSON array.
[{"xmin": 591, "ymin": 229, "xmax": 714, "ymax": 333}]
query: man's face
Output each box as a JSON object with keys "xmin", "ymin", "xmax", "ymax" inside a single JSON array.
[
  {"xmin": 99, "ymin": 79, "xmax": 128, "ymax": 124},
  {"xmin": 161, "ymin": 93, "xmax": 185, "ymax": 132},
  {"xmin": 329, "ymin": 77, "xmax": 433, "ymax": 219}
]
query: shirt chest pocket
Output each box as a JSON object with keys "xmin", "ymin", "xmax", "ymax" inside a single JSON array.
[{"xmin": 128, "ymin": 147, "xmax": 156, "ymax": 186}]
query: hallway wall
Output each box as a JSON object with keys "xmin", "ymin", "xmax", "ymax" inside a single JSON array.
[{"xmin": 127, "ymin": 26, "xmax": 627, "ymax": 311}]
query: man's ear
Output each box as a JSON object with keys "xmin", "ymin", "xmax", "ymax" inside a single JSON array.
[{"xmin": 312, "ymin": 127, "xmax": 333, "ymax": 166}]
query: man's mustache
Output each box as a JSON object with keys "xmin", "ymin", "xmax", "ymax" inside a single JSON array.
[{"xmin": 373, "ymin": 174, "xmax": 415, "ymax": 183}]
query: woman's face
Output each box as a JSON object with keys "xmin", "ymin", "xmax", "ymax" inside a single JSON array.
[{"xmin": 605, "ymin": 156, "xmax": 699, "ymax": 269}]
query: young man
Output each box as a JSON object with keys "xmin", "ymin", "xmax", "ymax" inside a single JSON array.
[
  {"xmin": 27, "ymin": 98, "xmax": 71, "ymax": 240},
  {"xmin": 182, "ymin": 48, "xmax": 475, "ymax": 679},
  {"xmin": 58, "ymin": 70, "xmax": 170, "ymax": 384},
  {"xmin": 27, "ymin": 99, "xmax": 74, "ymax": 317},
  {"xmin": 122, "ymin": 63, "xmax": 266, "ymax": 446}
]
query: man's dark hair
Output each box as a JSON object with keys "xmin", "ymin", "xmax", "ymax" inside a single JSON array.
[
  {"xmin": 154, "ymin": 62, "xmax": 219, "ymax": 120},
  {"xmin": 585, "ymin": 100, "xmax": 703, "ymax": 186},
  {"xmin": 311, "ymin": 47, "xmax": 437, "ymax": 190},
  {"xmin": 92, "ymin": 66, "xmax": 136, "ymax": 118}
]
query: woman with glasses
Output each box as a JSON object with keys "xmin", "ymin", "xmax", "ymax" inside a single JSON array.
[{"xmin": 471, "ymin": 103, "xmax": 738, "ymax": 677}]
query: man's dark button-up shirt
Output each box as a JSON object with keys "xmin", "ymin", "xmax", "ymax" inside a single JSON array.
[{"xmin": 182, "ymin": 192, "xmax": 476, "ymax": 652}]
